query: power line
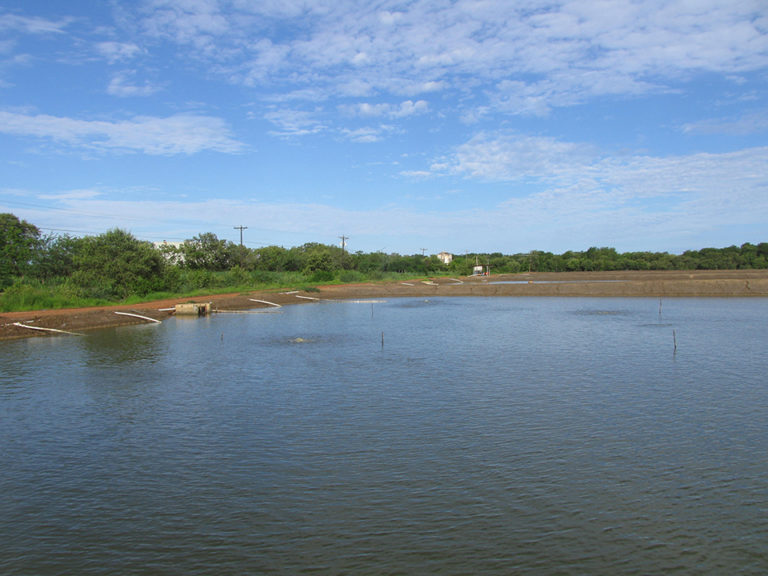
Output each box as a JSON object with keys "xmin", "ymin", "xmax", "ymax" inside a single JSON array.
[
  {"xmin": 0, "ymin": 198, "xmax": 148, "ymax": 223},
  {"xmin": 2, "ymin": 198, "xmax": 268, "ymax": 246}
]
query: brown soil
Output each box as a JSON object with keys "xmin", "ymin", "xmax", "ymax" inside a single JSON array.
[{"xmin": 2, "ymin": 269, "xmax": 767, "ymax": 341}]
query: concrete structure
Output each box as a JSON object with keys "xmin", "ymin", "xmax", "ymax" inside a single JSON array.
[
  {"xmin": 175, "ymin": 302, "xmax": 212, "ymax": 316},
  {"xmin": 437, "ymin": 251, "xmax": 453, "ymax": 265}
]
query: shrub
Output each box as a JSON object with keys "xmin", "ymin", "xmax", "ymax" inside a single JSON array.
[
  {"xmin": 223, "ymin": 265, "xmax": 250, "ymax": 287},
  {"xmin": 339, "ymin": 269, "xmax": 364, "ymax": 283},
  {"xmin": 309, "ymin": 269, "xmax": 335, "ymax": 283},
  {"xmin": 70, "ymin": 229, "xmax": 167, "ymax": 300},
  {"xmin": 183, "ymin": 269, "xmax": 216, "ymax": 290}
]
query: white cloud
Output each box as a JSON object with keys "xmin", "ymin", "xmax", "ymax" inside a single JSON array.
[
  {"xmin": 681, "ymin": 110, "xmax": 768, "ymax": 135},
  {"xmin": 341, "ymin": 125, "xmax": 396, "ymax": 143},
  {"xmin": 263, "ymin": 107, "xmax": 326, "ymax": 137},
  {"xmin": 240, "ymin": 38, "xmax": 290, "ymax": 85},
  {"xmin": 140, "ymin": 0, "xmax": 231, "ymax": 53},
  {"xmin": 0, "ymin": 13, "xmax": 71, "ymax": 34},
  {"xmin": 107, "ymin": 72, "xmax": 161, "ymax": 97},
  {"xmin": 393, "ymin": 100, "xmax": 429, "ymax": 117},
  {"xmin": 10, "ymin": 136, "xmax": 767, "ymax": 253},
  {"xmin": 38, "ymin": 188, "xmax": 103, "ymax": 200},
  {"xmin": 435, "ymin": 130, "xmax": 768, "ymax": 204},
  {"xmin": 132, "ymin": 0, "xmax": 768, "ymax": 116},
  {"xmin": 0, "ymin": 12, "xmax": 71, "ymax": 83},
  {"xmin": 0, "ymin": 110, "xmax": 243, "ymax": 155},
  {"xmin": 96, "ymin": 41, "xmax": 143, "ymax": 64},
  {"xmin": 3, "ymin": 2, "xmax": 766, "ymax": 255},
  {"xmin": 436, "ymin": 132, "xmax": 594, "ymax": 181},
  {"xmin": 343, "ymin": 100, "xmax": 429, "ymax": 119},
  {"xmin": 404, "ymin": 130, "xmax": 768, "ymax": 250},
  {"xmin": 399, "ymin": 170, "xmax": 433, "ymax": 178},
  {"xmin": 342, "ymin": 127, "xmax": 380, "ymax": 143}
]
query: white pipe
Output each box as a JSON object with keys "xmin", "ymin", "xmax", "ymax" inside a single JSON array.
[
  {"xmin": 12, "ymin": 322, "xmax": 84, "ymax": 336},
  {"xmin": 248, "ymin": 298, "xmax": 282, "ymax": 307},
  {"xmin": 114, "ymin": 311, "xmax": 162, "ymax": 323}
]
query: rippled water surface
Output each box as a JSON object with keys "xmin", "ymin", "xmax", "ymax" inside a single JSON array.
[{"xmin": 2, "ymin": 297, "xmax": 767, "ymax": 575}]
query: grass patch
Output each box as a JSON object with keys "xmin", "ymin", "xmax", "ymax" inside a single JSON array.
[
  {"xmin": 0, "ymin": 281, "xmax": 111, "ymax": 312},
  {"xmin": 0, "ymin": 270, "xmax": 444, "ymax": 313}
]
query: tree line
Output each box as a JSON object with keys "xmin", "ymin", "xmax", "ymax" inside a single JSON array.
[
  {"xmin": 1, "ymin": 213, "xmax": 767, "ymax": 309},
  {"xmin": 473, "ymin": 245, "xmax": 768, "ymax": 274}
]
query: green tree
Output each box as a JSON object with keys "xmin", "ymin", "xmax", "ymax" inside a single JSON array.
[
  {"xmin": 253, "ymin": 245, "xmax": 289, "ymax": 271},
  {"xmin": 70, "ymin": 229, "xmax": 167, "ymax": 299},
  {"xmin": 0, "ymin": 213, "xmax": 41, "ymax": 287},
  {"xmin": 351, "ymin": 250, "xmax": 389, "ymax": 274},
  {"xmin": 227, "ymin": 243, "xmax": 256, "ymax": 270},
  {"xmin": 303, "ymin": 250, "xmax": 335, "ymax": 274},
  {"xmin": 288, "ymin": 243, "xmax": 341, "ymax": 274},
  {"xmin": 182, "ymin": 232, "xmax": 231, "ymax": 270},
  {"xmin": 30, "ymin": 233, "xmax": 81, "ymax": 281}
]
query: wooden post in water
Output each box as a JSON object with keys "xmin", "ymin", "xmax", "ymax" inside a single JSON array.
[{"xmin": 673, "ymin": 329, "xmax": 677, "ymax": 353}]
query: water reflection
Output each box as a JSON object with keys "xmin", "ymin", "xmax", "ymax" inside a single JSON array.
[{"xmin": 81, "ymin": 323, "xmax": 166, "ymax": 367}]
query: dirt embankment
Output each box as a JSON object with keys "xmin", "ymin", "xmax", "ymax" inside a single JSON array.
[{"xmin": 2, "ymin": 270, "xmax": 767, "ymax": 341}]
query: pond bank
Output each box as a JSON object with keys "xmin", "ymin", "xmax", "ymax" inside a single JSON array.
[{"xmin": 2, "ymin": 270, "xmax": 767, "ymax": 341}]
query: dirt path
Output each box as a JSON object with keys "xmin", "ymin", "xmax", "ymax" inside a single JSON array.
[{"xmin": 3, "ymin": 270, "xmax": 767, "ymax": 341}]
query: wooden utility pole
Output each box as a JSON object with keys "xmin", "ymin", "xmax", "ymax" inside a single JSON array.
[
  {"xmin": 339, "ymin": 235, "xmax": 348, "ymax": 266},
  {"xmin": 234, "ymin": 225, "xmax": 248, "ymax": 246}
]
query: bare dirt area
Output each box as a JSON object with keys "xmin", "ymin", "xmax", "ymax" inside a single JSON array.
[{"xmin": 2, "ymin": 270, "xmax": 767, "ymax": 341}]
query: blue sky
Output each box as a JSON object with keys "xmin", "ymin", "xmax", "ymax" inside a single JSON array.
[{"xmin": 1, "ymin": 0, "xmax": 766, "ymax": 255}]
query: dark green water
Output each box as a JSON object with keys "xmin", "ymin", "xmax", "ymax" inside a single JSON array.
[{"xmin": 2, "ymin": 297, "xmax": 767, "ymax": 574}]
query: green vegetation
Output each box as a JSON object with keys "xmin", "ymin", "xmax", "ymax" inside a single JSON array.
[
  {"xmin": 1, "ymin": 212, "xmax": 766, "ymax": 312},
  {"xmin": 470, "ymin": 245, "xmax": 768, "ymax": 274},
  {"xmin": 0, "ymin": 213, "xmax": 40, "ymax": 288}
]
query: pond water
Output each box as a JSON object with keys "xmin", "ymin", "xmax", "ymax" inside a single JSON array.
[{"xmin": 2, "ymin": 297, "xmax": 767, "ymax": 575}]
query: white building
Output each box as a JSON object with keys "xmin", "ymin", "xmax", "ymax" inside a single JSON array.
[
  {"xmin": 437, "ymin": 251, "xmax": 453, "ymax": 265},
  {"xmin": 154, "ymin": 241, "xmax": 185, "ymax": 264}
]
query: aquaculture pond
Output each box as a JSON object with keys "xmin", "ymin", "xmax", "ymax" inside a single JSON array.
[{"xmin": 2, "ymin": 297, "xmax": 767, "ymax": 575}]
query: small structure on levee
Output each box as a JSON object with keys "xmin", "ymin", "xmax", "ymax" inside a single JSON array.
[{"xmin": 175, "ymin": 302, "xmax": 213, "ymax": 316}]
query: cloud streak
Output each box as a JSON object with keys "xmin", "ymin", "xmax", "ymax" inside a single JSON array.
[
  {"xmin": 0, "ymin": 111, "xmax": 243, "ymax": 155},
  {"xmin": 433, "ymin": 130, "xmax": 768, "ymax": 205},
  {"xmin": 0, "ymin": 12, "xmax": 71, "ymax": 34},
  {"xmin": 107, "ymin": 72, "xmax": 161, "ymax": 97}
]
